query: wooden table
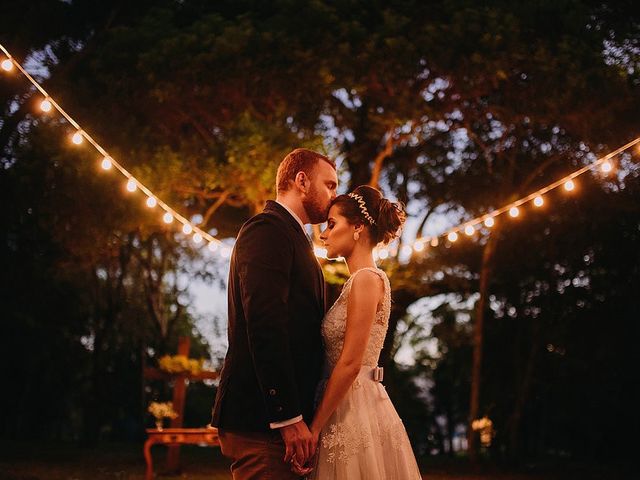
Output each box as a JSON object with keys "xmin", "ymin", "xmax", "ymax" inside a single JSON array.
[{"xmin": 144, "ymin": 427, "xmax": 220, "ymax": 480}]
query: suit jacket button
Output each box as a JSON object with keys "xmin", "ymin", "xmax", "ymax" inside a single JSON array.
[{"xmin": 269, "ymin": 389, "xmax": 277, "ymax": 396}]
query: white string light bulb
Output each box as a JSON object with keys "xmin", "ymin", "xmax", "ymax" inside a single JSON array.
[
  {"xmin": 163, "ymin": 212, "xmax": 174, "ymax": 224},
  {"xmin": 71, "ymin": 131, "xmax": 84, "ymax": 145},
  {"xmin": 2, "ymin": 43, "xmax": 638, "ymax": 262},
  {"xmin": 101, "ymin": 156, "xmax": 113, "ymax": 170},
  {"xmin": 465, "ymin": 225, "xmax": 475, "ymax": 236},
  {"xmin": 40, "ymin": 98, "xmax": 52, "ymax": 112},
  {"xmin": 126, "ymin": 178, "xmax": 137, "ymax": 192},
  {"xmin": 484, "ymin": 216, "xmax": 495, "ymax": 228},
  {"xmin": 208, "ymin": 242, "xmax": 218, "ymax": 252},
  {"xmin": 193, "ymin": 233, "xmax": 203, "ymax": 244}
]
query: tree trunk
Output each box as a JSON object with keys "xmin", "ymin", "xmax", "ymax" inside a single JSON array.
[
  {"xmin": 468, "ymin": 232, "xmax": 498, "ymax": 460},
  {"xmin": 506, "ymin": 319, "xmax": 541, "ymax": 461}
]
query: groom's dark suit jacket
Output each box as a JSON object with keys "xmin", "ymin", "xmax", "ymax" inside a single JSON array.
[{"xmin": 211, "ymin": 201, "xmax": 326, "ymax": 432}]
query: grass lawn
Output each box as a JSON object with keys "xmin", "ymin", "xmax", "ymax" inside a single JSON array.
[{"xmin": 0, "ymin": 441, "xmax": 630, "ymax": 480}]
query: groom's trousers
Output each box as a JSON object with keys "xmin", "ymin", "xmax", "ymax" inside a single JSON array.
[{"xmin": 218, "ymin": 429, "xmax": 302, "ymax": 480}]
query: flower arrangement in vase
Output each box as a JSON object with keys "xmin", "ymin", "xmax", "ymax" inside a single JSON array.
[{"xmin": 147, "ymin": 401, "xmax": 178, "ymax": 430}]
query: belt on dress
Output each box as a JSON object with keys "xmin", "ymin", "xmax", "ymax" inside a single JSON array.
[{"xmin": 357, "ymin": 365, "xmax": 384, "ymax": 382}]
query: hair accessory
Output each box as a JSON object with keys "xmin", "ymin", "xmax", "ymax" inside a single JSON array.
[{"xmin": 348, "ymin": 192, "xmax": 376, "ymax": 225}]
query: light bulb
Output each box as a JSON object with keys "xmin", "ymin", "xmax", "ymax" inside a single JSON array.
[
  {"xmin": 1, "ymin": 59, "xmax": 13, "ymax": 71},
  {"xmin": 163, "ymin": 212, "xmax": 174, "ymax": 224},
  {"xmin": 208, "ymin": 242, "xmax": 218, "ymax": 252},
  {"xmin": 40, "ymin": 98, "xmax": 52, "ymax": 112},
  {"xmin": 564, "ymin": 180, "xmax": 575, "ymax": 191},
  {"xmin": 401, "ymin": 245, "xmax": 413, "ymax": 257},
  {"xmin": 413, "ymin": 241, "xmax": 425, "ymax": 252},
  {"xmin": 509, "ymin": 206, "xmax": 520, "ymax": 218},
  {"xmin": 465, "ymin": 225, "xmax": 475, "ymax": 236},
  {"xmin": 126, "ymin": 179, "xmax": 137, "ymax": 192},
  {"xmin": 72, "ymin": 131, "xmax": 84, "ymax": 145},
  {"xmin": 430, "ymin": 237, "xmax": 439, "ymax": 247},
  {"xmin": 146, "ymin": 197, "xmax": 157, "ymax": 208},
  {"xmin": 601, "ymin": 161, "xmax": 612, "ymax": 173},
  {"xmin": 448, "ymin": 231, "xmax": 458, "ymax": 242},
  {"xmin": 193, "ymin": 233, "xmax": 203, "ymax": 244},
  {"xmin": 533, "ymin": 196, "xmax": 544, "ymax": 207},
  {"xmin": 484, "ymin": 217, "xmax": 495, "ymax": 228},
  {"xmin": 220, "ymin": 246, "xmax": 232, "ymax": 258},
  {"xmin": 101, "ymin": 156, "xmax": 112, "ymax": 170},
  {"xmin": 182, "ymin": 224, "xmax": 193, "ymax": 235},
  {"xmin": 378, "ymin": 248, "xmax": 389, "ymax": 259}
]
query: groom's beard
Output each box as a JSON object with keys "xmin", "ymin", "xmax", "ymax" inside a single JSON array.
[{"xmin": 303, "ymin": 189, "xmax": 330, "ymax": 224}]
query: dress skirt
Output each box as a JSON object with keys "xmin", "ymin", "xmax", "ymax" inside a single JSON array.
[{"xmin": 309, "ymin": 366, "xmax": 422, "ymax": 480}]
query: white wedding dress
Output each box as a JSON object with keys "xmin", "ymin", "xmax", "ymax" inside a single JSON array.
[{"xmin": 309, "ymin": 267, "xmax": 422, "ymax": 480}]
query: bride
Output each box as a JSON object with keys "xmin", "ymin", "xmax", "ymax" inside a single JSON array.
[{"xmin": 298, "ymin": 185, "xmax": 422, "ymax": 479}]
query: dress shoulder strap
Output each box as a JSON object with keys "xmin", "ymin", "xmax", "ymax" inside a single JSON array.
[{"xmin": 346, "ymin": 267, "xmax": 388, "ymax": 292}]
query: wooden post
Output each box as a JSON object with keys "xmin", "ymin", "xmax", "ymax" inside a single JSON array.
[{"xmin": 165, "ymin": 337, "xmax": 190, "ymax": 473}]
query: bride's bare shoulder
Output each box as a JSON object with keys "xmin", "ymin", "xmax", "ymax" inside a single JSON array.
[{"xmin": 349, "ymin": 269, "xmax": 384, "ymax": 301}]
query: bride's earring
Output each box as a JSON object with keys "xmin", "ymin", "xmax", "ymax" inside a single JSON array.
[{"xmin": 353, "ymin": 232, "xmax": 360, "ymax": 241}]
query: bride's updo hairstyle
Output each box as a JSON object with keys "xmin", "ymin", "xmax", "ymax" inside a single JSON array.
[{"xmin": 331, "ymin": 185, "xmax": 406, "ymax": 245}]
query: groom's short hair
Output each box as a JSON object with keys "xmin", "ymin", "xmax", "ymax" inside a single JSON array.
[{"xmin": 276, "ymin": 148, "xmax": 335, "ymax": 194}]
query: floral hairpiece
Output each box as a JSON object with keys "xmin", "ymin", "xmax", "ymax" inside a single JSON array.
[{"xmin": 348, "ymin": 192, "xmax": 376, "ymax": 225}]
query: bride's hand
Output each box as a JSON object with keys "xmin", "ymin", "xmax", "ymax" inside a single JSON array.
[
  {"xmin": 290, "ymin": 431, "xmax": 320, "ymax": 477},
  {"xmin": 289, "ymin": 454, "xmax": 314, "ymax": 476},
  {"xmin": 310, "ymin": 425, "xmax": 321, "ymax": 453}
]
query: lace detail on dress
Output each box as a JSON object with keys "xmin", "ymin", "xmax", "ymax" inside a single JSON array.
[
  {"xmin": 321, "ymin": 268, "xmax": 391, "ymax": 369},
  {"xmin": 321, "ymin": 421, "xmax": 374, "ymax": 464}
]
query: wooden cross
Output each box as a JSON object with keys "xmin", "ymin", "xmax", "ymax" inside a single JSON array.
[{"xmin": 143, "ymin": 337, "xmax": 219, "ymax": 473}]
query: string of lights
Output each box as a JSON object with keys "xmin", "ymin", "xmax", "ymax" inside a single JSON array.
[
  {"xmin": 2, "ymin": 44, "xmax": 638, "ymax": 264},
  {"xmin": 369, "ymin": 136, "xmax": 640, "ymax": 261},
  {"xmin": 0, "ymin": 43, "xmax": 232, "ymax": 258}
]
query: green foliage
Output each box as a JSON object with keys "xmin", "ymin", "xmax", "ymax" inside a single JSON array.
[{"xmin": 0, "ymin": 0, "xmax": 639, "ymax": 462}]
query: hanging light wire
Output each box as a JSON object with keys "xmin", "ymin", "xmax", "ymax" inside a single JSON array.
[
  {"xmin": 0, "ymin": 43, "xmax": 223, "ymax": 249},
  {"xmin": 2, "ymin": 44, "xmax": 638, "ymax": 260}
]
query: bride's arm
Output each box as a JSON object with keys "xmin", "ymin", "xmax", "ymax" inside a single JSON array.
[{"xmin": 310, "ymin": 270, "xmax": 384, "ymax": 439}]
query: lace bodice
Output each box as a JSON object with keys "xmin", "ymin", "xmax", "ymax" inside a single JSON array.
[{"xmin": 322, "ymin": 267, "xmax": 391, "ymax": 369}]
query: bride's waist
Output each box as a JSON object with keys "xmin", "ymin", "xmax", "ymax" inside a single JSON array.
[{"xmin": 322, "ymin": 364, "xmax": 384, "ymax": 382}]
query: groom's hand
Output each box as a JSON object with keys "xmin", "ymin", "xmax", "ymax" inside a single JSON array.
[{"xmin": 280, "ymin": 420, "xmax": 314, "ymax": 466}]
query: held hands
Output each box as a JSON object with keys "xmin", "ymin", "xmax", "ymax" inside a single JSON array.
[
  {"xmin": 289, "ymin": 426, "xmax": 321, "ymax": 476},
  {"xmin": 279, "ymin": 420, "xmax": 319, "ymax": 476}
]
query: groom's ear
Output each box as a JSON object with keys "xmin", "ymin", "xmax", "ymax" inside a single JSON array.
[{"xmin": 294, "ymin": 171, "xmax": 310, "ymax": 193}]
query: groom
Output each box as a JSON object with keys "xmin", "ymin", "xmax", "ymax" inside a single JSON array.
[{"xmin": 211, "ymin": 148, "xmax": 338, "ymax": 479}]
